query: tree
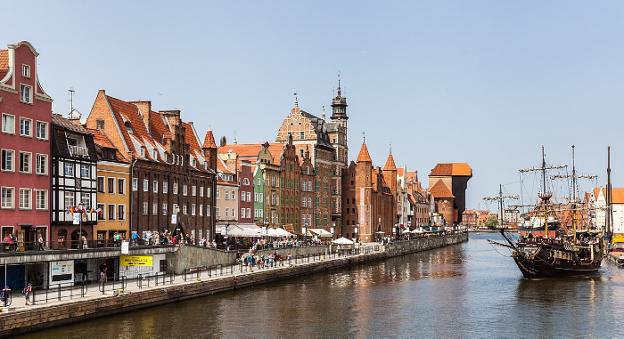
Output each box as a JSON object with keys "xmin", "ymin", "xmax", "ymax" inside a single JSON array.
[{"xmin": 484, "ymin": 215, "xmax": 498, "ymax": 229}]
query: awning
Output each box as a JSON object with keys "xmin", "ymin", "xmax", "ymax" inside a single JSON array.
[
  {"xmin": 332, "ymin": 237, "xmax": 354, "ymax": 245},
  {"xmin": 216, "ymin": 224, "xmax": 262, "ymax": 238},
  {"xmin": 309, "ymin": 228, "xmax": 333, "ymax": 238},
  {"xmin": 267, "ymin": 227, "xmax": 294, "ymax": 238}
]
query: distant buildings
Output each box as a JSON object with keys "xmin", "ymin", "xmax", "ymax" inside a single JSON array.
[{"xmin": 588, "ymin": 187, "xmax": 624, "ymax": 235}]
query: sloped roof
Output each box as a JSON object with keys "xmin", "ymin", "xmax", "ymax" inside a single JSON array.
[
  {"xmin": 182, "ymin": 122, "xmax": 202, "ymax": 154},
  {"xmin": 429, "ymin": 163, "xmax": 472, "ymax": 177},
  {"xmin": 397, "ymin": 168, "xmax": 405, "ymax": 176},
  {"xmin": 594, "ymin": 187, "xmax": 624, "ymax": 204},
  {"xmin": 218, "ymin": 143, "xmax": 285, "ymax": 165},
  {"xmin": 356, "ymin": 143, "xmax": 372, "ymax": 162},
  {"xmin": 149, "ymin": 111, "xmax": 172, "ymax": 142},
  {"xmin": 383, "ymin": 153, "xmax": 397, "ymax": 171},
  {"xmin": 217, "ymin": 157, "xmax": 235, "ymax": 174},
  {"xmin": 89, "ymin": 128, "xmax": 129, "ymax": 162},
  {"xmin": 0, "ymin": 50, "xmax": 8, "ymax": 79},
  {"xmin": 429, "ymin": 180, "xmax": 454, "ymax": 199},
  {"xmin": 202, "ymin": 130, "xmax": 217, "ymax": 149},
  {"xmin": 52, "ymin": 114, "xmax": 90, "ymax": 135}
]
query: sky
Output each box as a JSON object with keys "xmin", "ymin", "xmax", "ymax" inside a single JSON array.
[{"xmin": 3, "ymin": 0, "xmax": 624, "ymax": 209}]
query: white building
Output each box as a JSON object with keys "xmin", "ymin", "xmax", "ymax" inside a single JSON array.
[{"xmin": 590, "ymin": 187, "xmax": 624, "ymax": 234}]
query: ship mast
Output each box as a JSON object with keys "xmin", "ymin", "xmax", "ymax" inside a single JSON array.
[
  {"xmin": 572, "ymin": 145, "xmax": 577, "ymax": 242},
  {"xmin": 541, "ymin": 146, "xmax": 550, "ymax": 238},
  {"xmin": 607, "ymin": 146, "xmax": 613, "ymax": 240}
]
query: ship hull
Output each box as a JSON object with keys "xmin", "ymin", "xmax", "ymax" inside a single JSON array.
[{"xmin": 512, "ymin": 243, "xmax": 602, "ymax": 278}]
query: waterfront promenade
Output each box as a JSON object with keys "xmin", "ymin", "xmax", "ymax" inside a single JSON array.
[{"xmin": 0, "ymin": 233, "xmax": 467, "ymax": 337}]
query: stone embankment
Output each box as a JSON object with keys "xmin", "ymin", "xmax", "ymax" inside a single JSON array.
[{"xmin": 0, "ymin": 233, "xmax": 467, "ymax": 337}]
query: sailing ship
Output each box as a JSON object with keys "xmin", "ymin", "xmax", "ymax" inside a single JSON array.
[{"xmin": 490, "ymin": 146, "xmax": 605, "ymax": 278}]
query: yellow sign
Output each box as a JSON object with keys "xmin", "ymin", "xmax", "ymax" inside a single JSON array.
[
  {"xmin": 613, "ymin": 234, "xmax": 624, "ymax": 244},
  {"xmin": 120, "ymin": 255, "xmax": 153, "ymax": 267}
]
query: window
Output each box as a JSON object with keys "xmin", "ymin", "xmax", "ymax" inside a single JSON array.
[
  {"xmin": 20, "ymin": 84, "xmax": 33, "ymax": 104},
  {"xmin": 240, "ymin": 192, "xmax": 245, "ymax": 202},
  {"xmin": 143, "ymin": 179, "xmax": 149, "ymax": 192},
  {"xmin": 1, "ymin": 114, "xmax": 15, "ymax": 134},
  {"xmin": 191, "ymin": 204, "xmax": 196, "ymax": 216},
  {"xmin": 162, "ymin": 203, "xmax": 168, "ymax": 215},
  {"xmin": 207, "ymin": 188, "xmax": 211, "ymax": 198},
  {"xmin": 232, "ymin": 190, "xmax": 236, "ymax": 200},
  {"xmin": 243, "ymin": 178, "xmax": 250, "ymax": 185},
  {"xmin": 118, "ymin": 205, "xmax": 125, "ymax": 220},
  {"xmin": 35, "ymin": 154, "xmax": 47, "ymax": 175},
  {"xmin": 19, "ymin": 188, "xmax": 31, "ymax": 209},
  {"xmin": 199, "ymin": 186, "xmax": 204, "ymax": 197},
  {"xmin": 132, "ymin": 178, "xmax": 138, "ymax": 191},
  {"xmin": 80, "ymin": 164, "xmax": 90, "ymax": 178},
  {"xmin": 207, "ymin": 205, "xmax": 211, "ymax": 217},
  {"xmin": 153, "ymin": 180, "xmax": 158, "ymax": 193},
  {"xmin": 224, "ymin": 207, "xmax": 229, "ymax": 218},
  {"xmin": 19, "ymin": 118, "xmax": 32, "ymax": 137},
  {"xmin": 36, "ymin": 121, "xmax": 48, "ymax": 139},
  {"xmin": 246, "ymin": 208, "xmax": 251, "ymax": 219},
  {"xmin": 22, "ymin": 64, "xmax": 31, "ymax": 78},
  {"xmin": 97, "ymin": 204, "xmax": 105, "ymax": 220},
  {"xmin": 19, "ymin": 152, "xmax": 31, "ymax": 173},
  {"xmin": 192, "ymin": 185, "xmax": 196, "ymax": 196},
  {"xmin": 152, "ymin": 203, "xmax": 157, "ymax": 215},
  {"xmin": 241, "ymin": 208, "xmax": 245, "ymax": 218},
  {"xmin": 163, "ymin": 181, "xmax": 168, "ymax": 194},
  {"xmin": 64, "ymin": 163, "xmax": 74, "ymax": 176},
  {"xmin": 216, "ymin": 190, "xmax": 220, "ymax": 199},
  {"xmin": 173, "ymin": 182, "xmax": 178, "ymax": 195},
  {"xmin": 96, "ymin": 119, "xmax": 105, "ymax": 129},
  {"xmin": 173, "ymin": 203, "xmax": 178, "ymax": 214},
  {"xmin": 80, "ymin": 192, "xmax": 90, "ymax": 207},
  {"xmin": 199, "ymin": 204, "xmax": 203, "ymax": 216},
  {"xmin": 300, "ymin": 131, "xmax": 304, "ymax": 140},
  {"xmin": 246, "ymin": 192, "xmax": 251, "ymax": 202},
  {"xmin": 1, "ymin": 150, "xmax": 14, "ymax": 172},
  {"xmin": 216, "ymin": 207, "xmax": 219, "ymax": 218},
  {"xmin": 35, "ymin": 190, "xmax": 47, "ymax": 210},
  {"xmin": 183, "ymin": 204, "xmax": 188, "ymax": 215},
  {"xmin": 64, "ymin": 191, "xmax": 74, "ymax": 208},
  {"xmin": 107, "ymin": 178, "xmax": 115, "ymax": 193},
  {"xmin": 118, "ymin": 179, "xmax": 125, "ymax": 194},
  {"xmin": 142, "ymin": 202, "xmax": 148, "ymax": 215},
  {"xmin": 183, "ymin": 184, "xmax": 188, "ymax": 196},
  {"xmin": 1, "ymin": 187, "xmax": 14, "ymax": 208},
  {"xmin": 108, "ymin": 204, "xmax": 115, "ymax": 220}
]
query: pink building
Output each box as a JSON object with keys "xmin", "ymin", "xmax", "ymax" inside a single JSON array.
[{"xmin": 0, "ymin": 41, "xmax": 52, "ymax": 249}]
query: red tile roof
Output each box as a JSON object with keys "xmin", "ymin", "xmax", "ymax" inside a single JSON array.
[
  {"xmin": 383, "ymin": 153, "xmax": 397, "ymax": 171},
  {"xmin": 149, "ymin": 111, "xmax": 172, "ymax": 142},
  {"xmin": 594, "ymin": 187, "xmax": 624, "ymax": 204},
  {"xmin": 429, "ymin": 180, "xmax": 454, "ymax": 199},
  {"xmin": 429, "ymin": 163, "xmax": 472, "ymax": 177},
  {"xmin": 88, "ymin": 128, "xmax": 129, "ymax": 162},
  {"xmin": 217, "ymin": 157, "xmax": 235, "ymax": 174},
  {"xmin": 356, "ymin": 143, "xmax": 372, "ymax": 163},
  {"xmin": 0, "ymin": 50, "xmax": 8, "ymax": 80},
  {"xmin": 202, "ymin": 130, "xmax": 217, "ymax": 149},
  {"xmin": 182, "ymin": 122, "xmax": 202, "ymax": 155},
  {"xmin": 218, "ymin": 143, "xmax": 285, "ymax": 165}
]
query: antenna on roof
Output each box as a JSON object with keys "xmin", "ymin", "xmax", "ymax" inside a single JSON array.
[
  {"xmin": 293, "ymin": 92, "xmax": 299, "ymax": 108},
  {"xmin": 68, "ymin": 88, "xmax": 75, "ymax": 115},
  {"xmin": 337, "ymin": 72, "xmax": 342, "ymax": 96},
  {"xmin": 389, "ymin": 143, "xmax": 392, "ymax": 154}
]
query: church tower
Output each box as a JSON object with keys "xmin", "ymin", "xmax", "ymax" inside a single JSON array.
[{"xmin": 330, "ymin": 77, "xmax": 348, "ymax": 165}]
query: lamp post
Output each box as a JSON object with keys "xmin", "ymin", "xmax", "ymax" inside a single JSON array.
[
  {"xmin": 355, "ymin": 224, "xmax": 359, "ymax": 243},
  {"xmin": 224, "ymin": 221, "xmax": 229, "ymax": 251},
  {"xmin": 331, "ymin": 221, "xmax": 335, "ymax": 240},
  {"xmin": 78, "ymin": 202, "xmax": 84, "ymax": 249},
  {"xmin": 303, "ymin": 222, "xmax": 308, "ymax": 244}
]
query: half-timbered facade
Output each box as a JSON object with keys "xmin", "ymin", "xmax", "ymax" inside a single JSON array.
[{"xmin": 51, "ymin": 114, "xmax": 98, "ymax": 248}]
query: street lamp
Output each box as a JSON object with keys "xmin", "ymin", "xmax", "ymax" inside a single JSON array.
[
  {"xmin": 303, "ymin": 222, "xmax": 308, "ymax": 243},
  {"xmin": 78, "ymin": 202, "xmax": 84, "ymax": 249},
  {"xmin": 355, "ymin": 223, "xmax": 359, "ymax": 243},
  {"xmin": 331, "ymin": 221, "xmax": 335, "ymax": 240}
]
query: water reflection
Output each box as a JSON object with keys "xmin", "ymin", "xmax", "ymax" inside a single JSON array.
[{"xmin": 18, "ymin": 234, "xmax": 624, "ymax": 338}]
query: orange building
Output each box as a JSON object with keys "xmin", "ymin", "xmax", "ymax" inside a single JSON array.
[{"xmin": 428, "ymin": 163, "xmax": 472, "ymax": 226}]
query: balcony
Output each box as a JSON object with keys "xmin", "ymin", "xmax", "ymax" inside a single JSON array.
[{"xmin": 69, "ymin": 145, "xmax": 89, "ymax": 157}]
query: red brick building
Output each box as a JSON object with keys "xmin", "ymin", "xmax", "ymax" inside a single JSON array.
[
  {"xmin": 342, "ymin": 142, "xmax": 395, "ymax": 241},
  {"xmin": 238, "ymin": 160, "xmax": 254, "ymax": 224},
  {"xmin": 0, "ymin": 41, "xmax": 52, "ymax": 247},
  {"xmin": 428, "ymin": 163, "xmax": 472, "ymax": 226}
]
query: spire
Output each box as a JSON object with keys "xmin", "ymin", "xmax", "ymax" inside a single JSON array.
[
  {"xmin": 384, "ymin": 152, "xmax": 397, "ymax": 171},
  {"xmin": 331, "ymin": 74, "xmax": 348, "ymax": 120},
  {"xmin": 294, "ymin": 92, "xmax": 299, "ymax": 108},
  {"xmin": 356, "ymin": 142, "xmax": 372, "ymax": 163},
  {"xmin": 337, "ymin": 72, "xmax": 342, "ymax": 97},
  {"xmin": 202, "ymin": 129, "xmax": 217, "ymax": 149}
]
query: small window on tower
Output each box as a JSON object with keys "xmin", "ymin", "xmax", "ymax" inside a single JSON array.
[
  {"xmin": 22, "ymin": 65, "xmax": 31, "ymax": 78},
  {"xmin": 300, "ymin": 131, "xmax": 304, "ymax": 140},
  {"xmin": 96, "ymin": 119, "xmax": 105, "ymax": 129}
]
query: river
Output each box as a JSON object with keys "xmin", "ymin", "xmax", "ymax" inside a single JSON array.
[{"xmin": 17, "ymin": 233, "xmax": 624, "ymax": 338}]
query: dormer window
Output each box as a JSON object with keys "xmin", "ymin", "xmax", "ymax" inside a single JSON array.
[
  {"xmin": 20, "ymin": 84, "xmax": 33, "ymax": 104},
  {"xmin": 140, "ymin": 148, "xmax": 145, "ymax": 157},
  {"xmin": 152, "ymin": 150, "xmax": 157, "ymax": 159},
  {"xmin": 22, "ymin": 65, "xmax": 31, "ymax": 78},
  {"xmin": 124, "ymin": 121, "xmax": 133, "ymax": 133}
]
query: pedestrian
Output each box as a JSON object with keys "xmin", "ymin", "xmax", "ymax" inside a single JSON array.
[
  {"xmin": 22, "ymin": 282, "xmax": 32, "ymax": 306},
  {"xmin": 1, "ymin": 285, "xmax": 10, "ymax": 307},
  {"xmin": 37, "ymin": 235, "xmax": 45, "ymax": 251},
  {"xmin": 81, "ymin": 235, "xmax": 88, "ymax": 249}
]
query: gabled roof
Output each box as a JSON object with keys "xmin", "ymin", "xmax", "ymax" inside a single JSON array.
[
  {"xmin": 52, "ymin": 114, "xmax": 90, "ymax": 135},
  {"xmin": 429, "ymin": 180, "xmax": 454, "ymax": 199},
  {"xmin": 218, "ymin": 143, "xmax": 285, "ymax": 165},
  {"xmin": 217, "ymin": 157, "xmax": 235, "ymax": 174},
  {"xmin": 429, "ymin": 163, "xmax": 472, "ymax": 177},
  {"xmin": 593, "ymin": 187, "xmax": 624, "ymax": 204},
  {"xmin": 149, "ymin": 111, "xmax": 172, "ymax": 142},
  {"xmin": 356, "ymin": 143, "xmax": 372, "ymax": 163},
  {"xmin": 182, "ymin": 122, "xmax": 201, "ymax": 154},
  {"xmin": 383, "ymin": 153, "xmax": 397, "ymax": 171},
  {"xmin": 89, "ymin": 128, "xmax": 129, "ymax": 162},
  {"xmin": 202, "ymin": 130, "xmax": 217, "ymax": 149}
]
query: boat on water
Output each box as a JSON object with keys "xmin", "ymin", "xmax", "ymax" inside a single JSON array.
[
  {"xmin": 490, "ymin": 145, "xmax": 605, "ymax": 278},
  {"xmin": 608, "ymin": 235, "xmax": 624, "ymax": 268}
]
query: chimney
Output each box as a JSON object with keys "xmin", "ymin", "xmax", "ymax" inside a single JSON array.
[{"xmin": 129, "ymin": 101, "xmax": 152, "ymax": 133}]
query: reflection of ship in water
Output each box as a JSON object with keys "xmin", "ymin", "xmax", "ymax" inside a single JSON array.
[{"xmin": 490, "ymin": 146, "xmax": 605, "ymax": 278}]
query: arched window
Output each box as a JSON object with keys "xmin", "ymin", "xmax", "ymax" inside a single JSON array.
[{"xmin": 242, "ymin": 178, "xmax": 250, "ymax": 185}]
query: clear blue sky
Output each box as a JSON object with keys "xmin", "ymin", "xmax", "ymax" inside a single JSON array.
[{"xmin": 3, "ymin": 1, "xmax": 624, "ymax": 209}]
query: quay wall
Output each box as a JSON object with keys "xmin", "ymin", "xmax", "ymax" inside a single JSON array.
[
  {"xmin": 0, "ymin": 233, "xmax": 467, "ymax": 337},
  {"xmin": 166, "ymin": 246, "xmax": 237, "ymax": 274}
]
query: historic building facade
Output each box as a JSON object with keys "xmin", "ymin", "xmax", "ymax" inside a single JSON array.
[
  {"xmin": 238, "ymin": 160, "xmax": 254, "ymax": 225},
  {"xmin": 51, "ymin": 114, "xmax": 98, "ymax": 248},
  {"xmin": 90, "ymin": 128, "xmax": 130, "ymax": 244},
  {"xmin": 279, "ymin": 136, "xmax": 301, "ymax": 233},
  {"xmin": 300, "ymin": 148, "xmax": 315, "ymax": 231},
  {"xmin": 0, "ymin": 41, "xmax": 52, "ymax": 248},
  {"xmin": 342, "ymin": 142, "xmax": 394, "ymax": 242},
  {"xmin": 85, "ymin": 91, "xmax": 216, "ymax": 242},
  {"xmin": 428, "ymin": 163, "xmax": 473, "ymax": 226}
]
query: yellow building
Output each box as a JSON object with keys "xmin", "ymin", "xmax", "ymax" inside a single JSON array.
[{"xmin": 90, "ymin": 129, "xmax": 130, "ymax": 243}]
